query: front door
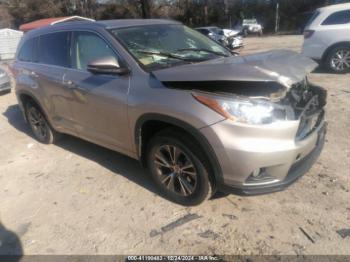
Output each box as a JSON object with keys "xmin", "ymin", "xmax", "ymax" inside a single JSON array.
[{"xmin": 64, "ymin": 31, "xmax": 131, "ymax": 152}]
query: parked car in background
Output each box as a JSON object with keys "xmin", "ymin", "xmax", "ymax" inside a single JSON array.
[
  {"xmin": 223, "ymin": 28, "xmax": 240, "ymax": 37},
  {"xmin": 14, "ymin": 19, "xmax": 327, "ymax": 205},
  {"xmin": 195, "ymin": 26, "xmax": 229, "ymax": 47},
  {"xmin": 302, "ymin": 3, "xmax": 350, "ymax": 73},
  {"xmin": 231, "ymin": 25, "xmax": 248, "ymax": 37},
  {"xmin": 0, "ymin": 68, "xmax": 11, "ymax": 93},
  {"xmin": 242, "ymin": 19, "xmax": 263, "ymax": 35},
  {"xmin": 223, "ymin": 29, "xmax": 244, "ymax": 49},
  {"xmin": 196, "ymin": 26, "xmax": 242, "ymax": 50}
]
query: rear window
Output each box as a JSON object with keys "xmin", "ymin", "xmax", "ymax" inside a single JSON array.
[
  {"xmin": 322, "ymin": 10, "xmax": 350, "ymax": 25},
  {"xmin": 18, "ymin": 38, "xmax": 35, "ymax": 62},
  {"xmin": 305, "ymin": 11, "xmax": 320, "ymax": 28},
  {"xmin": 38, "ymin": 32, "xmax": 70, "ymax": 67}
]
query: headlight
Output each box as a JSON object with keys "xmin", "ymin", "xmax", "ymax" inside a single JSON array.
[{"xmin": 193, "ymin": 93, "xmax": 286, "ymax": 125}]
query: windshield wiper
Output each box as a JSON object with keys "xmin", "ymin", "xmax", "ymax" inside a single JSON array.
[
  {"xmin": 137, "ymin": 50, "xmax": 202, "ymax": 62},
  {"xmin": 176, "ymin": 48, "xmax": 229, "ymax": 57}
]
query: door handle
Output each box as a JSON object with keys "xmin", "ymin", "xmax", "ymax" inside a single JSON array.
[
  {"xmin": 30, "ymin": 71, "xmax": 38, "ymax": 78},
  {"xmin": 64, "ymin": 80, "xmax": 86, "ymax": 93},
  {"xmin": 66, "ymin": 80, "xmax": 74, "ymax": 87},
  {"xmin": 64, "ymin": 79, "xmax": 77, "ymax": 89}
]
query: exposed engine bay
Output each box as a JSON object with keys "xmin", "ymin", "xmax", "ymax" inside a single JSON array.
[
  {"xmin": 162, "ymin": 80, "xmax": 288, "ymax": 101},
  {"xmin": 284, "ymin": 80, "xmax": 327, "ymax": 139},
  {"xmin": 162, "ymin": 78, "xmax": 326, "ymax": 138},
  {"xmin": 153, "ymin": 49, "xmax": 326, "ymax": 135}
]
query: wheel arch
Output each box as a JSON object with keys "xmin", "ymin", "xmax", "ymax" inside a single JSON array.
[
  {"xmin": 17, "ymin": 91, "xmax": 49, "ymax": 124},
  {"xmin": 134, "ymin": 113, "xmax": 223, "ymax": 186},
  {"xmin": 322, "ymin": 41, "xmax": 350, "ymax": 62}
]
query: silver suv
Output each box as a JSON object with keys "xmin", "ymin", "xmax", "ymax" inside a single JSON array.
[
  {"xmin": 13, "ymin": 19, "xmax": 327, "ymax": 205},
  {"xmin": 302, "ymin": 3, "xmax": 350, "ymax": 73}
]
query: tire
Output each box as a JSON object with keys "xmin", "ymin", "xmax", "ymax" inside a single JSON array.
[
  {"xmin": 324, "ymin": 45, "xmax": 350, "ymax": 74},
  {"xmin": 25, "ymin": 102, "xmax": 60, "ymax": 144},
  {"xmin": 243, "ymin": 29, "xmax": 248, "ymax": 37},
  {"xmin": 147, "ymin": 129, "xmax": 215, "ymax": 206}
]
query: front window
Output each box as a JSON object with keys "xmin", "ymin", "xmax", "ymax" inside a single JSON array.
[
  {"xmin": 111, "ymin": 24, "xmax": 231, "ymax": 71},
  {"xmin": 72, "ymin": 31, "xmax": 118, "ymax": 71}
]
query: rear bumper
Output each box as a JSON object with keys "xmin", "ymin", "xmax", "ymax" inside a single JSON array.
[{"xmin": 220, "ymin": 123, "xmax": 326, "ymax": 195}]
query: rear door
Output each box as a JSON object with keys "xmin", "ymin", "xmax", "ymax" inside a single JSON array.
[
  {"xmin": 14, "ymin": 37, "xmax": 39, "ymax": 97},
  {"xmin": 319, "ymin": 9, "xmax": 350, "ymax": 46},
  {"xmin": 34, "ymin": 31, "xmax": 76, "ymax": 134},
  {"xmin": 64, "ymin": 30, "xmax": 131, "ymax": 152}
]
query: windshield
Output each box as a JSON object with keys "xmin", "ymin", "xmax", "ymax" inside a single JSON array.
[
  {"xmin": 209, "ymin": 27, "xmax": 224, "ymax": 35},
  {"xmin": 111, "ymin": 24, "xmax": 231, "ymax": 71},
  {"xmin": 243, "ymin": 19, "xmax": 257, "ymax": 25}
]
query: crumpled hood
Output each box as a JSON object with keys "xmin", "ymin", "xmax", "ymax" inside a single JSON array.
[{"xmin": 153, "ymin": 49, "xmax": 318, "ymax": 88}]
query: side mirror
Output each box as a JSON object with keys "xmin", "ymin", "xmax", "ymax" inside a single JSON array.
[{"xmin": 87, "ymin": 56, "xmax": 130, "ymax": 75}]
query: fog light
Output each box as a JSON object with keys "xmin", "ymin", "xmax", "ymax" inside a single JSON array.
[
  {"xmin": 252, "ymin": 168, "xmax": 261, "ymax": 178},
  {"xmin": 246, "ymin": 168, "xmax": 275, "ymax": 184}
]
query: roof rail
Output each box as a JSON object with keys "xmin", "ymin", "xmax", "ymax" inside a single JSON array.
[{"xmin": 19, "ymin": 16, "xmax": 95, "ymax": 32}]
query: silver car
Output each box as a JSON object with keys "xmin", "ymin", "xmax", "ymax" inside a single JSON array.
[
  {"xmin": 0, "ymin": 68, "xmax": 11, "ymax": 93},
  {"xmin": 195, "ymin": 26, "xmax": 229, "ymax": 47},
  {"xmin": 13, "ymin": 19, "xmax": 327, "ymax": 205}
]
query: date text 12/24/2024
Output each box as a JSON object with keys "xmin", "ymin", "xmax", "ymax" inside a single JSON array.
[{"xmin": 127, "ymin": 256, "xmax": 221, "ymax": 261}]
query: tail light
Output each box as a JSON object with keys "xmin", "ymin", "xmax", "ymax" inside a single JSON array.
[{"xmin": 303, "ymin": 30, "xmax": 315, "ymax": 39}]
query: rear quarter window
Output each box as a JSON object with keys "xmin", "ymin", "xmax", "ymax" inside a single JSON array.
[
  {"xmin": 322, "ymin": 9, "xmax": 350, "ymax": 25},
  {"xmin": 305, "ymin": 11, "xmax": 320, "ymax": 28},
  {"xmin": 18, "ymin": 38, "xmax": 35, "ymax": 62}
]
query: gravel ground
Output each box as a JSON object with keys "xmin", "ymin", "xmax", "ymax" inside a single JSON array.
[{"xmin": 0, "ymin": 35, "xmax": 349, "ymax": 256}]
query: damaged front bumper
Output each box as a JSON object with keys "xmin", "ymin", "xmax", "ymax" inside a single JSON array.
[
  {"xmin": 223, "ymin": 122, "xmax": 326, "ymax": 195},
  {"xmin": 200, "ymin": 83, "xmax": 327, "ymax": 195},
  {"xmin": 201, "ymin": 118, "xmax": 326, "ymax": 195}
]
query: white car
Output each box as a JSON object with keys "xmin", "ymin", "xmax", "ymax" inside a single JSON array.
[
  {"xmin": 223, "ymin": 29, "xmax": 240, "ymax": 37},
  {"xmin": 223, "ymin": 29, "xmax": 244, "ymax": 49},
  {"xmin": 242, "ymin": 19, "xmax": 263, "ymax": 35},
  {"xmin": 302, "ymin": 3, "xmax": 350, "ymax": 73}
]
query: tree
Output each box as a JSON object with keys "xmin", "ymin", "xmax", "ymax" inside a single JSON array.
[
  {"xmin": 0, "ymin": 0, "xmax": 333, "ymax": 33},
  {"xmin": 0, "ymin": 4, "xmax": 13, "ymax": 28},
  {"xmin": 140, "ymin": 0, "xmax": 151, "ymax": 18}
]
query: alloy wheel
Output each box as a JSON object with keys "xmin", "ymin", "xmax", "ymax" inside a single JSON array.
[
  {"xmin": 153, "ymin": 144, "xmax": 197, "ymax": 196},
  {"xmin": 330, "ymin": 49, "xmax": 350, "ymax": 72},
  {"xmin": 27, "ymin": 107, "xmax": 48, "ymax": 141}
]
